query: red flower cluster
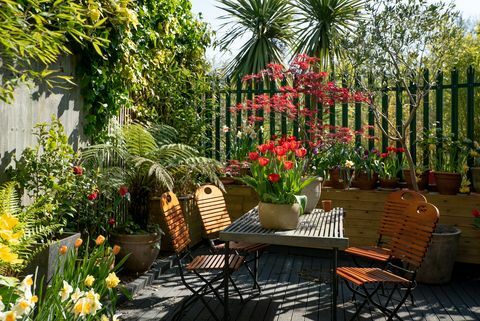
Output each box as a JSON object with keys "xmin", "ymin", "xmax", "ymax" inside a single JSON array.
[
  {"xmin": 73, "ymin": 165, "xmax": 83, "ymax": 175},
  {"xmin": 119, "ymin": 185, "xmax": 129, "ymax": 197},
  {"xmin": 87, "ymin": 191, "xmax": 99, "ymax": 201},
  {"xmin": 472, "ymin": 208, "xmax": 480, "ymax": 218}
]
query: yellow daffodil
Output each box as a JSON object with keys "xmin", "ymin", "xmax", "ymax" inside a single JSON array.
[
  {"xmin": 105, "ymin": 272, "xmax": 120, "ymax": 289},
  {"xmin": 70, "ymin": 288, "xmax": 84, "ymax": 302},
  {"xmin": 344, "ymin": 160, "xmax": 354, "ymax": 169},
  {"xmin": 4, "ymin": 311, "xmax": 17, "ymax": 321},
  {"xmin": 84, "ymin": 275, "xmax": 95, "ymax": 287},
  {"xmin": 59, "ymin": 281, "xmax": 73, "ymax": 302},
  {"xmin": 0, "ymin": 245, "xmax": 22, "ymax": 265},
  {"xmin": 85, "ymin": 289, "xmax": 102, "ymax": 313},
  {"xmin": 100, "ymin": 315, "xmax": 109, "ymax": 321},
  {"xmin": 0, "ymin": 214, "xmax": 19, "ymax": 231},
  {"xmin": 73, "ymin": 297, "xmax": 92, "ymax": 317},
  {"xmin": 460, "ymin": 186, "xmax": 470, "ymax": 193}
]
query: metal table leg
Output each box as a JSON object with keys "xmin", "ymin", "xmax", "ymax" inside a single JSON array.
[
  {"xmin": 331, "ymin": 247, "xmax": 338, "ymax": 321},
  {"xmin": 223, "ymin": 241, "xmax": 230, "ymax": 321}
]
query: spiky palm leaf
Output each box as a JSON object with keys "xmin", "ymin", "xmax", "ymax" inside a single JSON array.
[
  {"xmin": 218, "ymin": 0, "xmax": 295, "ymax": 78},
  {"xmin": 294, "ymin": 0, "xmax": 365, "ymax": 69}
]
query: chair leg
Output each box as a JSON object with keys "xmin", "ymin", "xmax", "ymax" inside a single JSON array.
[{"xmin": 229, "ymin": 275, "xmax": 244, "ymax": 302}]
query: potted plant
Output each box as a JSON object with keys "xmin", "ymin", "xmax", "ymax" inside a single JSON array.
[
  {"xmin": 469, "ymin": 142, "xmax": 480, "ymax": 192},
  {"xmin": 377, "ymin": 146, "xmax": 404, "ymax": 189},
  {"xmin": 320, "ymin": 138, "xmax": 355, "ymax": 189},
  {"xmin": 421, "ymin": 129, "xmax": 468, "ymax": 195},
  {"xmin": 351, "ymin": 146, "xmax": 379, "ymax": 190},
  {"xmin": 239, "ymin": 137, "xmax": 315, "ymax": 230},
  {"xmin": 83, "ymin": 123, "xmax": 221, "ymax": 272}
]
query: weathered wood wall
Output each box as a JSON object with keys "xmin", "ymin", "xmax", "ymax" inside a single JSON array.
[
  {"xmin": 0, "ymin": 56, "xmax": 85, "ymax": 182},
  {"xmin": 223, "ymin": 185, "xmax": 480, "ymax": 265}
]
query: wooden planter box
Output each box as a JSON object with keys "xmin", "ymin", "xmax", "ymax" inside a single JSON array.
[{"xmin": 223, "ymin": 185, "xmax": 480, "ymax": 265}]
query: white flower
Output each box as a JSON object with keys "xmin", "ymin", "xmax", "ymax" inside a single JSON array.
[
  {"xmin": 59, "ymin": 281, "xmax": 73, "ymax": 302},
  {"xmin": 85, "ymin": 289, "xmax": 102, "ymax": 313},
  {"xmin": 70, "ymin": 288, "xmax": 84, "ymax": 302},
  {"xmin": 222, "ymin": 126, "xmax": 229, "ymax": 133},
  {"xmin": 236, "ymin": 131, "xmax": 243, "ymax": 139},
  {"xmin": 259, "ymin": 126, "xmax": 264, "ymax": 133},
  {"xmin": 20, "ymin": 275, "xmax": 33, "ymax": 294},
  {"xmin": 345, "ymin": 160, "xmax": 354, "ymax": 169}
]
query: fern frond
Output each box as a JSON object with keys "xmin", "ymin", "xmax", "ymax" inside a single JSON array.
[
  {"xmin": 0, "ymin": 182, "xmax": 20, "ymax": 216},
  {"xmin": 149, "ymin": 124, "xmax": 179, "ymax": 145},
  {"xmin": 123, "ymin": 124, "xmax": 158, "ymax": 158}
]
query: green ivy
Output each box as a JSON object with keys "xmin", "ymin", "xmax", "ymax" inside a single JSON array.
[{"xmin": 78, "ymin": 0, "xmax": 212, "ymax": 145}]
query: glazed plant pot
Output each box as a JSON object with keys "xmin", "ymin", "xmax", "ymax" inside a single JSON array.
[
  {"xmin": 258, "ymin": 202, "xmax": 300, "ymax": 230},
  {"xmin": 301, "ymin": 177, "xmax": 323, "ymax": 213},
  {"xmin": 403, "ymin": 169, "xmax": 429, "ymax": 190},
  {"xmin": 352, "ymin": 171, "xmax": 378, "ymax": 190},
  {"xmin": 470, "ymin": 167, "xmax": 480, "ymax": 192},
  {"xmin": 433, "ymin": 172, "xmax": 462, "ymax": 195},
  {"xmin": 328, "ymin": 167, "xmax": 352, "ymax": 189},
  {"xmin": 110, "ymin": 232, "xmax": 162, "ymax": 273},
  {"xmin": 379, "ymin": 177, "xmax": 399, "ymax": 189}
]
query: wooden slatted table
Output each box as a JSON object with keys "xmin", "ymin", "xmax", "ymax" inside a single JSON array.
[{"xmin": 220, "ymin": 207, "xmax": 348, "ymax": 321}]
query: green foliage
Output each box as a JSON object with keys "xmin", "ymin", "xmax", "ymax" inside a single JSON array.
[
  {"xmin": 0, "ymin": 182, "xmax": 61, "ymax": 275},
  {"xmin": 0, "ymin": 0, "xmax": 112, "ymax": 103},
  {"xmin": 82, "ymin": 123, "xmax": 222, "ymax": 233},
  {"xmin": 78, "ymin": 0, "xmax": 212, "ymax": 144},
  {"xmin": 294, "ymin": 0, "xmax": 365, "ymax": 71},
  {"xmin": 217, "ymin": 0, "xmax": 295, "ymax": 78},
  {"xmin": 8, "ymin": 116, "xmax": 99, "ymax": 230}
]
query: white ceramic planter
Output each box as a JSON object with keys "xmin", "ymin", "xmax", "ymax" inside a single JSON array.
[
  {"xmin": 301, "ymin": 177, "xmax": 323, "ymax": 213},
  {"xmin": 258, "ymin": 202, "xmax": 300, "ymax": 230}
]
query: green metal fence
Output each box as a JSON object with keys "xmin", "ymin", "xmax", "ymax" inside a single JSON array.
[{"xmin": 203, "ymin": 67, "xmax": 480, "ymax": 164}]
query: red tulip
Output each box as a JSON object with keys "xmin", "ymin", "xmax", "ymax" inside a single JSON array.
[
  {"xmin": 274, "ymin": 146, "xmax": 287, "ymax": 156},
  {"xmin": 386, "ymin": 146, "xmax": 395, "ymax": 152},
  {"xmin": 288, "ymin": 141, "xmax": 299, "ymax": 151},
  {"xmin": 284, "ymin": 161, "xmax": 294, "ymax": 170},
  {"xmin": 119, "ymin": 185, "xmax": 129, "ymax": 197},
  {"xmin": 268, "ymin": 173, "xmax": 281, "ymax": 183},
  {"xmin": 87, "ymin": 191, "xmax": 98, "ymax": 201},
  {"xmin": 258, "ymin": 144, "xmax": 269, "ymax": 154},
  {"xmin": 73, "ymin": 166, "xmax": 83, "ymax": 176},
  {"xmin": 472, "ymin": 208, "xmax": 480, "ymax": 218},
  {"xmin": 249, "ymin": 152, "xmax": 260, "ymax": 161},
  {"xmin": 295, "ymin": 148, "xmax": 307, "ymax": 157},
  {"xmin": 258, "ymin": 157, "xmax": 270, "ymax": 167},
  {"xmin": 380, "ymin": 153, "xmax": 388, "ymax": 158},
  {"xmin": 108, "ymin": 217, "xmax": 116, "ymax": 226},
  {"xmin": 396, "ymin": 147, "xmax": 405, "ymax": 153}
]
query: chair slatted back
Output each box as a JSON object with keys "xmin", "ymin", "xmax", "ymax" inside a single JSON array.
[
  {"xmin": 160, "ymin": 191, "xmax": 191, "ymax": 254},
  {"xmin": 390, "ymin": 201, "xmax": 439, "ymax": 268},
  {"xmin": 194, "ymin": 185, "xmax": 232, "ymax": 236},
  {"xmin": 378, "ymin": 190, "xmax": 427, "ymax": 239}
]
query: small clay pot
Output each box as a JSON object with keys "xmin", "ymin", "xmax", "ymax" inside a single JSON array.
[
  {"xmin": 433, "ymin": 172, "xmax": 461, "ymax": 195},
  {"xmin": 352, "ymin": 171, "xmax": 378, "ymax": 190}
]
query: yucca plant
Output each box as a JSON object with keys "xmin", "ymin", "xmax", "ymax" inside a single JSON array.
[
  {"xmin": 82, "ymin": 123, "xmax": 222, "ymax": 233},
  {"xmin": 0, "ymin": 182, "xmax": 61, "ymax": 276},
  {"xmin": 217, "ymin": 0, "xmax": 295, "ymax": 78},
  {"xmin": 294, "ymin": 0, "xmax": 365, "ymax": 71}
]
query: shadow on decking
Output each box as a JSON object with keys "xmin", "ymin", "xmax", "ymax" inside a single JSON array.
[{"xmin": 118, "ymin": 246, "xmax": 480, "ymax": 321}]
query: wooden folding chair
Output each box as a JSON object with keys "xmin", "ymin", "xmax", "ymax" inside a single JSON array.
[
  {"xmin": 160, "ymin": 191, "xmax": 245, "ymax": 321},
  {"xmin": 337, "ymin": 201, "xmax": 440, "ymax": 320},
  {"xmin": 344, "ymin": 190, "xmax": 427, "ymax": 264},
  {"xmin": 194, "ymin": 184, "xmax": 268, "ymax": 294}
]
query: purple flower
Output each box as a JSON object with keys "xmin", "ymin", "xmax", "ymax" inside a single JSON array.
[{"xmin": 313, "ymin": 148, "xmax": 319, "ymax": 155}]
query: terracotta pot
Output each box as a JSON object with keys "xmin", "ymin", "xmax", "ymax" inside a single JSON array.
[
  {"xmin": 352, "ymin": 171, "xmax": 378, "ymax": 190},
  {"xmin": 301, "ymin": 177, "xmax": 323, "ymax": 213},
  {"xmin": 433, "ymin": 172, "xmax": 461, "ymax": 195},
  {"xmin": 110, "ymin": 232, "xmax": 162, "ymax": 273},
  {"xmin": 470, "ymin": 167, "xmax": 480, "ymax": 192},
  {"xmin": 220, "ymin": 177, "xmax": 236, "ymax": 185},
  {"xmin": 258, "ymin": 202, "xmax": 300, "ymax": 230},
  {"xmin": 328, "ymin": 167, "xmax": 352, "ymax": 189},
  {"xmin": 379, "ymin": 178, "xmax": 399, "ymax": 189},
  {"xmin": 403, "ymin": 169, "xmax": 429, "ymax": 190}
]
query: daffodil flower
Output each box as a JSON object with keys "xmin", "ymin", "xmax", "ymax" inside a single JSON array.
[{"xmin": 59, "ymin": 281, "xmax": 73, "ymax": 302}]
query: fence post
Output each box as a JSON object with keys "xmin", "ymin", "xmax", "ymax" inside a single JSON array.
[
  {"xmin": 205, "ymin": 91, "xmax": 213, "ymax": 158},
  {"xmin": 342, "ymin": 75, "xmax": 348, "ymax": 128},
  {"xmin": 467, "ymin": 66, "xmax": 475, "ymax": 167},
  {"xmin": 436, "ymin": 71, "xmax": 444, "ymax": 160},
  {"xmin": 409, "ymin": 79, "xmax": 417, "ymax": 164},
  {"xmin": 368, "ymin": 74, "xmax": 375, "ymax": 151},
  {"xmin": 269, "ymin": 78, "xmax": 276, "ymax": 139},
  {"xmin": 281, "ymin": 78, "xmax": 287, "ymax": 135},
  {"xmin": 257, "ymin": 80, "xmax": 264, "ymax": 143},
  {"xmin": 423, "ymin": 69, "xmax": 430, "ymax": 168},
  {"xmin": 451, "ymin": 68, "xmax": 459, "ymax": 142},
  {"xmin": 236, "ymin": 77, "xmax": 242, "ymax": 139},
  {"xmin": 225, "ymin": 79, "xmax": 231, "ymax": 160},
  {"xmin": 381, "ymin": 79, "xmax": 388, "ymax": 152},
  {"xmin": 355, "ymin": 75, "xmax": 362, "ymax": 146},
  {"xmin": 293, "ymin": 76, "xmax": 299, "ymax": 138},
  {"xmin": 215, "ymin": 81, "xmax": 221, "ymax": 161}
]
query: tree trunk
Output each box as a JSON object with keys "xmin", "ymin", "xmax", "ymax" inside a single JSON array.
[{"xmin": 401, "ymin": 139, "xmax": 419, "ymax": 191}]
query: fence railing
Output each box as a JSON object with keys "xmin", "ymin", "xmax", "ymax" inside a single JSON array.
[{"xmin": 202, "ymin": 67, "xmax": 480, "ymax": 166}]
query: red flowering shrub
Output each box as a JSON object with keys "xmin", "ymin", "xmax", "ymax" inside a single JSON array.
[{"xmin": 238, "ymin": 136, "xmax": 316, "ymax": 210}]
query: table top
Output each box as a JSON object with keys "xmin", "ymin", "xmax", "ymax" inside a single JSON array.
[{"xmin": 219, "ymin": 207, "xmax": 349, "ymax": 250}]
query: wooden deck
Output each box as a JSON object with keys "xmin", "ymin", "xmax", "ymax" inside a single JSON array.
[{"xmin": 118, "ymin": 246, "xmax": 480, "ymax": 321}]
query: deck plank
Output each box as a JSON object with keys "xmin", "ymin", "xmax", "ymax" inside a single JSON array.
[{"xmin": 117, "ymin": 247, "xmax": 480, "ymax": 321}]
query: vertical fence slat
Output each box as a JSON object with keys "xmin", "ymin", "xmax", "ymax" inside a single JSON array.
[
  {"xmin": 467, "ymin": 66, "xmax": 475, "ymax": 167},
  {"xmin": 269, "ymin": 78, "xmax": 276, "ymax": 139},
  {"xmin": 368, "ymin": 75, "xmax": 374, "ymax": 151},
  {"xmin": 382, "ymin": 81, "xmax": 388, "ymax": 152},
  {"xmin": 205, "ymin": 91, "xmax": 213, "ymax": 158},
  {"xmin": 451, "ymin": 68, "xmax": 459, "ymax": 142},
  {"xmin": 355, "ymin": 75, "xmax": 362, "ymax": 146},
  {"xmin": 423, "ymin": 69, "xmax": 430, "ymax": 168},
  {"xmin": 293, "ymin": 76, "xmax": 299, "ymax": 138},
  {"xmin": 395, "ymin": 82, "xmax": 402, "ymax": 149},
  {"xmin": 225, "ymin": 81, "xmax": 231, "ymax": 160},
  {"xmin": 236, "ymin": 77, "xmax": 242, "ymax": 130},
  {"xmin": 436, "ymin": 71, "xmax": 444, "ymax": 156},
  {"xmin": 305, "ymin": 94, "xmax": 311, "ymax": 141},
  {"xmin": 247, "ymin": 80, "xmax": 253, "ymax": 120},
  {"xmin": 281, "ymin": 78, "xmax": 287, "ymax": 135},
  {"xmin": 257, "ymin": 81, "xmax": 264, "ymax": 143},
  {"xmin": 409, "ymin": 80, "xmax": 417, "ymax": 164},
  {"xmin": 215, "ymin": 83, "xmax": 221, "ymax": 161},
  {"xmin": 342, "ymin": 76, "xmax": 348, "ymax": 127}
]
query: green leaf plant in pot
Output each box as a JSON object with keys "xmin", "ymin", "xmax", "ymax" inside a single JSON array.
[
  {"xmin": 239, "ymin": 136, "xmax": 316, "ymax": 230},
  {"xmin": 82, "ymin": 122, "xmax": 221, "ymax": 272}
]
